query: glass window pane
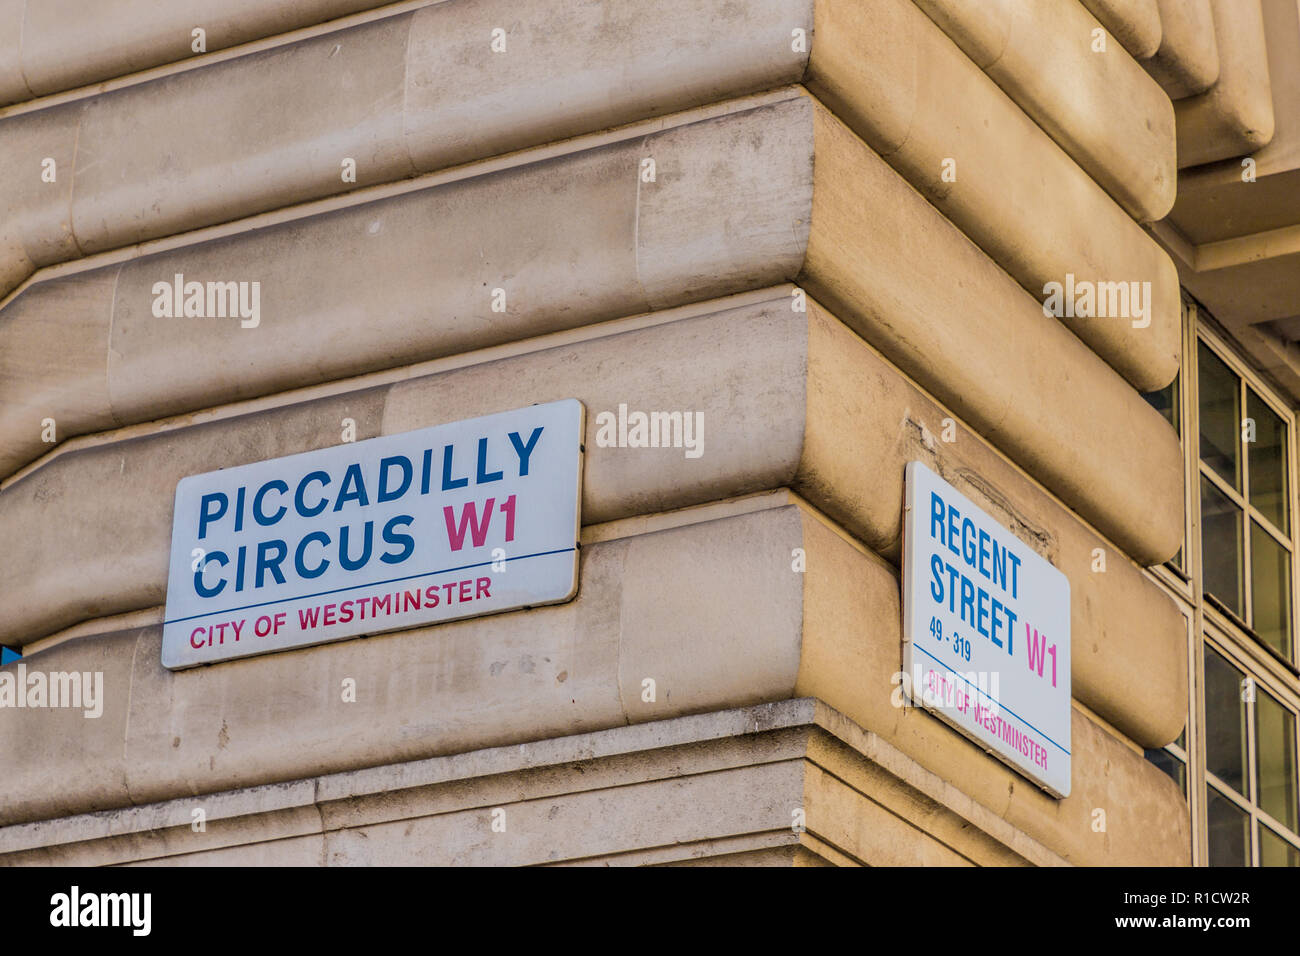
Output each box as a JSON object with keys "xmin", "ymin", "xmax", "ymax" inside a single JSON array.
[
  {"xmin": 1259, "ymin": 825, "xmax": 1300, "ymax": 866},
  {"xmin": 1246, "ymin": 390, "xmax": 1288, "ymax": 534},
  {"xmin": 1207, "ymin": 787, "xmax": 1250, "ymax": 866},
  {"xmin": 1201, "ymin": 475, "xmax": 1244, "ymax": 617},
  {"xmin": 1144, "ymin": 748, "xmax": 1186, "ymax": 793},
  {"xmin": 1204, "ymin": 645, "xmax": 1248, "ymax": 794},
  {"xmin": 1250, "ymin": 523, "xmax": 1293, "ymax": 659},
  {"xmin": 1143, "ymin": 375, "xmax": 1179, "ymax": 434},
  {"xmin": 1199, "ymin": 342, "xmax": 1241, "ymax": 490},
  {"xmin": 1256, "ymin": 689, "xmax": 1298, "ymax": 833}
]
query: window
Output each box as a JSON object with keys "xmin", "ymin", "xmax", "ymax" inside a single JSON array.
[
  {"xmin": 1206, "ymin": 785, "xmax": 1250, "ymax": 866},
  {"xmin": 1203, "ymin": 645, "xmax": 1246, "ymax": 796},
  {"xmin": 1202, "ymin": 637, "xmax": 1299, "ymax": 865},
  {"xmin": 1196, "ymin": 339, "xmax": 1294, "ymax": 656},
  {"xmin": 1145, "ymin": 729, "xmax": 1188, "ymax": 793},
  {"xmin": 1256, "ymin": 688, "xmax": 1298, "ymax": 834},
  {"xmin": 1142, "ymin": 296, "xmax": 1300, "ymax": 867}
]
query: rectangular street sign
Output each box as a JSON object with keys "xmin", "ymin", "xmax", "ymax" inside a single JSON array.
[
  {"xmin": 162, "ymin": 400, "xmax": 584, "ymax": 669},
  {"xmin": 902, "ymin": 459, "xmax": 1072, "ymax": 797}
]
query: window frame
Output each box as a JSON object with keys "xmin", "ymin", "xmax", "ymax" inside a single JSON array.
[
  {"xmin": 1203, "ymin": 627, "xmax": 1300, "ymax": 865},
  {"xmin": 1196, "ymin": 332, "xmax": 1297, "ymax": 659},
  {"xmin": 1145, "ymin": 295, "xmax": 1300, "ymax": 866}
]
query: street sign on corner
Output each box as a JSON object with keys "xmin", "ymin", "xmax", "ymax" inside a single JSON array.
[
  {"xmin": 162, "ymin": 400, "xmax": 584, "ymax": 669},
  {"xmin": 902, "ymin": 459, "xmax": 1071, "ymax": 797}
]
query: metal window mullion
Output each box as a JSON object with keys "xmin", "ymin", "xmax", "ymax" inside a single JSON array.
[
  {"xmin": 1249, "ymin": 503, "xmax": 1292, "ymax": 552},
  {"xmin": 1239, "ymin": 375, "xmax": 1254, "ymax": 630},
  {"xmin": 1190, "ymin": 307, "xmax": 1209, "ymax": 865},
  {"xmin": 1254, "ymin": 800, "xmax": 1300, "ymax": 850},
  {"xmin": 1201, "ymin": 459, "xmax": 1247, "ymax": 510},
  {"xmin": 1207, "ymin": 771, "xmax": 1255, "ymax": 813},
  {"xmin": 1246, "ymin": 673, "xmax": 1259, "ymax": 865},
  {"xmin": 1289, "ymin": 369, "xmax": 1300, "ymax": 668}
]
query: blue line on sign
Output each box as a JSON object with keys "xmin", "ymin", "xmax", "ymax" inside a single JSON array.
[
  {"xmin": 912, "ymin": 643, "xmax": 1070, "ymax": 755},
  {"xmin": 163, "ymin": 547, "xmax": 577, "ymax": 625}
]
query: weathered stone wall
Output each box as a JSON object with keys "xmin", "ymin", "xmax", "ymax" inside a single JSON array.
[{"xmin": 5, "ymin": 0, "xmax": 1274, "ymax": 865}]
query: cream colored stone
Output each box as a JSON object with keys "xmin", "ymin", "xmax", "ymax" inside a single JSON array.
[
  {"xmin": 800, "ymin": 304, "xmax": 1187, "ymax": 747},
  {"xmin": 915, "ymin": 0, "xmax": 1176, "ymax": 222},
  {"xmin": 0, "ymin": 0, "xmax": 811, "ymax": 301},
  {"xmin": 1176, "ymin": 0, "xmax": 1276, "ymax": 168},
  {"xmin": 1142, "ymin": 0, "xmax": 1220, "ymax": 99},
  {"xmin": 72, "ymin": 17, "xmax": 416, "ymax": 255},
  {"xmin": 401, "ymin": 0, "xmax": 810, "ymax": 175},
  {"xmin": 803, "ymin": 761, "xmax": 973, "ymax": 865},
  {"xmin": 805, "ymin": 108, "xmax": 1184, "ymax": 565},
  {"xmin": 0, "ymin": 96, "xmax": 1185, "ymax": 572},
  {"xmin": 0, "ymin": 296, "xmax": 1187, "ymax": 750},
  {"xmin": 0, "ymin": 0, "xmax": 1176, "ymax": 318},
  {"xmin": 616, "ymin": 510, "xmax": 805, "ymax": 719},
  {"xmin": 5, "ymin": 0, "xmax": 399, "ymax": 104},
  {"xmin": 908, "ymin": 0, "xmax": 1012, "ymax": 68},
  {"xmin": 6, "ymin": 700, "xmax": 1035, "ymax": 866},
  {"xmin": 1078, "ymin": 0, "xmax": 1163, "ymax": 59},
  {"xmin": 0, "ymin": 97, "xmax": 811, "ymax": 478},
  {"xmin": 807, "ymin": 0, "xmax": 1180, "ymax": 392},
  {"xmin": 1, "ymin": 510, "xmax": 801, "ymax": 826},
  {"xmin": 0, "ymin": 271, "xmax": 121, "ymax": 459},
  {"xmin": 0, "ymin": 533, "xmax": 1188, "ymax": 870},
  {"xmin": 0, "ymin": 102, "xmax": 81, "ymax": 296},
  {"xmin": 324, "ymin": 762, "xmax": 806, "ymax": 866},
  {"xmin": 0, "ymin": 629, "xmax": 138, "ymax": 821},
  {"xmin": 0, "ymin": 0, "xmax": 28, "ymax": 104},
  {"xmin": 795, "ymin": 513, "xmax": 1189, "ymax": 865}
]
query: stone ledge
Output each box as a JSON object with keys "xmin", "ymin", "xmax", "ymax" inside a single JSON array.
[
  {"xmin": 1079, "ymin": 0, "xmax": 1162, "ymax": 60},
  {"xmin": 914, "ymin": 0, "xmax": 1175, "ymax": 222},
  {"xmin": 1, "ymin": 97, "xmax": 1185, "ymax": 568},
  {"xmin": 0, "ymin": 499, "xmax": 1190, "ymax": 864},
  {"xmin": 1142, "ymin": 0, "xmax": 1220, "ymax": 99},
  {"xmin": 0, "ymin": 0, "xmax": 401, "ymax": 106},
  {"xmin": 1175, "ymin": 0, "xmax": 1275, "ymax": 169},
  {"xmin": 808, "ymin": 0, "xmax": 1180, "ymax": 389},
  {"xmin": 1, "ymin": 0, "xmax": 1177, "ymax": 390},
  {"xmin": 0, "ymin": 699, "xmax": 1072, "ymax": 866}
]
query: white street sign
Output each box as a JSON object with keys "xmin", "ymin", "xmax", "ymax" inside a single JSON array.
[
  {"xmin": 162, "ymin": 400, "xmax": 584, "ymax": 669},
  {"xmin": 903, "ymin": 460, "xmax": 1072, "ymax": 797}
]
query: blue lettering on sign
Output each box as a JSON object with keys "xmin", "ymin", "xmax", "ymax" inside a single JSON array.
[
  {"xmin": 190, "ymin": 428, "xmax": 543, "ymax": 599},
  {"xmin": 926, "ymin": 490, "xmax": 1021, "ymax": 655}
]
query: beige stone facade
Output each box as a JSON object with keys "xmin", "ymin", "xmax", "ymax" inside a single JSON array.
[{"xmin": 1, "ymin": 0, "xmax": 1297, "ymax": 867}]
